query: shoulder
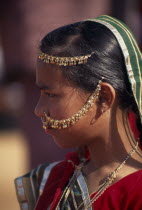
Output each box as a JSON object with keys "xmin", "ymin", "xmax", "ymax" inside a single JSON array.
[
  {"xmin": 110, "ymin": 169, "xmax": 142, "ymax": 196},
  {"xmin": 15, "ymin": 152, "xmax": 80, "ymax": 210},
  {"xmin": 95, "ymin": 169, "xmax": 142, "ymax": 210},
  {"xmin": 116, "ymin": 170, "xmax": 142, "ymax": 209},
  {"xmin": 14, "ymin": 161, "xmax": 61, "ymax": 210}
]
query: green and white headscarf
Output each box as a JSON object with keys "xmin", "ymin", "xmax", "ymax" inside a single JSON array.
[{"xmin": 88, "ymin": 15, "xmax": 142, "ymax": 123}]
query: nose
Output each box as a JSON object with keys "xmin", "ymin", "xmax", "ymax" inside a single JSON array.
[{"xmin": 34, "ymin": 101, "xmax": 45, "ymax": 118}]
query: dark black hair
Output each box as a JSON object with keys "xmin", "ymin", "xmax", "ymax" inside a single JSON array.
[{"xmin": 40, "ymin": 20, "xmax": 142, "ymax": 143}]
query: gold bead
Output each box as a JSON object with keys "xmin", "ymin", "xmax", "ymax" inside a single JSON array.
[
  {"xmin": 43, "ymin": 125, "xmax": 46, "ymax": 130},
  {"xmin": 63, "ymin": 124, "xmax": 68, "ymax": 128}
]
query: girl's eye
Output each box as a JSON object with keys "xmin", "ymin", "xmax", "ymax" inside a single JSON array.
[
  {"xmin": 46, "ymin": 93, "xmax": 56, "ymax": 97},
  {"xmin": 41, "ymin": 90, "xmax": 57, "ymax": 98}
]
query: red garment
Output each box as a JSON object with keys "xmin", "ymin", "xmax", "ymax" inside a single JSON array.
[
  {"xmin": 35, "ymin": 154, "xmax": 142, "ymax": 210},
  {"xmin": 91, "ymin": 169, "xmax": 142, "ymax": 210},
  {"xmin": 35, "ymin": 152, "xmax": 79, "ymax": 210}
]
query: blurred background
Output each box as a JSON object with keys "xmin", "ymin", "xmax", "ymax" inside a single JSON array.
[{"xmin": 0, "ymin": 0, "xmax": 141, "ymax": 209}]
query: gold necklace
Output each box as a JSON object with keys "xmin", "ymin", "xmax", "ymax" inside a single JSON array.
[
  {"xmin": 78, "ymin": 142, "xmax": 139, "ymax": 209},
  {"xmin": 55, "ymin": 142, "xmax": 138, "ymax": 210}
]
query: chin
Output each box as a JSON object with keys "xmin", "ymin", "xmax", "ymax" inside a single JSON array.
[{"xmin": 52, "ymin": 136, "xmax": 75, "ymax": 149}]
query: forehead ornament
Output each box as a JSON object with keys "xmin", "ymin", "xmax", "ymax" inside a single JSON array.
[{"xmin": 38, "ymin": 52, "xmax": 94, "ymax": 66}]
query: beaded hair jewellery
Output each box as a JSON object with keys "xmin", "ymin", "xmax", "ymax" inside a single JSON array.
[
  {"xmin": 38, "ymin": 51, "xmax": 103, "ymax": 130},
  {"xmin": 38, "ymin": 52, "xmax": 94, "ymax": 66}
]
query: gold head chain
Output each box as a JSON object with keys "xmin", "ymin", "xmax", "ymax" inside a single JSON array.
[
  {"xmin": 41, "ymin": 78, "xmax": 103, "ymax": 130},
  {"xmin": 38, "ymin": 52, "xmax": 94, "ymax": 66}
]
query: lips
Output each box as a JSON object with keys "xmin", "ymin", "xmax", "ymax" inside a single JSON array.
[
  {"xmin": 42, "ymin": 124, "xmax": 54, "ymax": 135},
  {"xmin": 45, "ymin": 128, "xmax": 52, "ymax": 134}
]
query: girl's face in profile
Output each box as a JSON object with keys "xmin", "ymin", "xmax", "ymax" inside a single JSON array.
[{"xmin": 35, "ymin": 61, "xmax": 104, "ymax": 148}]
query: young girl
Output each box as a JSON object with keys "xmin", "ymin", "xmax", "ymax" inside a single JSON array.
[{"xmin": 15, "ymin": 15, "xmax": 142, "ymax": 210}]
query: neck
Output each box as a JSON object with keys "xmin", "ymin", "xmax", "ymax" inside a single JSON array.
[{"xmin": 87, "ymin": 108, "xmax": 141, "ymax": 172}]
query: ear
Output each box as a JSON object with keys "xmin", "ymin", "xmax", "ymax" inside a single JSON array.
[{"xmin": 97, "ymin": 82, "xmax": 116, "ymax": 112}]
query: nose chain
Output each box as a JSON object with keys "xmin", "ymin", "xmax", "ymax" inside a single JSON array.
[{"xmin": 41, "ymin": 78, "xmax": 103, "ymax": 130}]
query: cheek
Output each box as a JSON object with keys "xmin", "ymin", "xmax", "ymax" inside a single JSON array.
[
  {"xmin": 48, "ymin": 96, "xmax": 85, "ymax": 120},
  {"xmin": 52, "ymin": 127, "xmax": 93, "ymax": 148},
  {"xmin": 50, "ymin": 108, "xmax": 99, "ymax": 148},
  {"xmin": 48, "ymin": 100, "xmax": 70, "ymax": 119}
]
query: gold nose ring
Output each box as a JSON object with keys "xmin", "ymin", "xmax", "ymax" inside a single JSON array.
[{"xmin": 41, "ymin": 113, "xmax": 48, "ymax": 130}]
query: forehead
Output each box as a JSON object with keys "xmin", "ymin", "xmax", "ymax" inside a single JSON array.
[{"xmin": 36, "ymin": 61, "xmax": 68, "ymax": 89}]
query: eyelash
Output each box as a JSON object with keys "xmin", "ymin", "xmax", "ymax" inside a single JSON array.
[
  {"xmin": 46, "ymin": 93, "xmax": 56, "ymax": 97},
  {"xmin": 41, "ymin": 90, "xmax": 56, "ymax": 98}
]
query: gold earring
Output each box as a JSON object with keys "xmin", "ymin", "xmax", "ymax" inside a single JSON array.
[{"xmin": 41, "ymin": 78, "xmax": 103, "ymax": 130}]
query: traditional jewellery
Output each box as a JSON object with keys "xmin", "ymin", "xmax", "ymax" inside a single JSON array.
[
  {"xmin": 55, "ymin": 142, "xmax": 138, "ymax": 210},
  {"xmin": 78, "ymin": 141, "xmax": 139, "ymax": 209},
  {"xmin": 41, "ymin": 79, "xmax": 103, "ymax": 130},
  {"xmin": 38, "ymin": 52, "xmax": 94, "ymax": 66}
]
